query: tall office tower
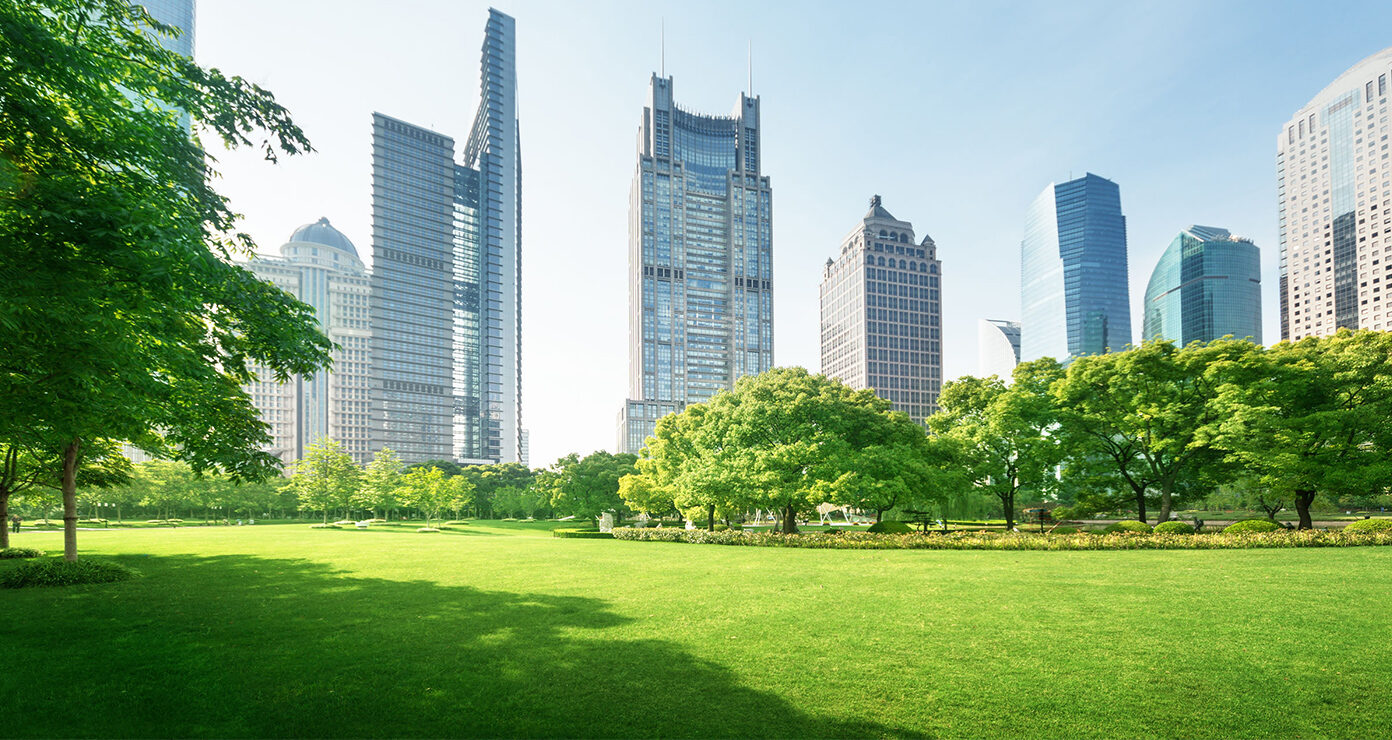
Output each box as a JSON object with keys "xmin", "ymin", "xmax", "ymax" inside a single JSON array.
[
  {"xmin": 368, "ymin": 9, "xmax": 522, "ymax": 465},
  {"xmin": 819, "ymin": 196, "xmax": 942, "ymax": 424},
  {"xmin": 1020, "ymin": 173, "xmax": 1131, "ymax": 362},
  {"xmin": 1142, "ymin": 226, "xmax": 1262, "ymax": 346},
  {"xmin": 617, "ymin": 75, "xmax": 773, "ymax": 454},
  {"xmin": 1278, "ymin": 48, "xmax": 1392, "ymax": 339},
  {"xmin": 978, "ymin": 319, "xmax": 1021, "ymax": 379},
  {"xmin": 243, "ymin": 219, "xmax": 373, "ymax": 464},
  {"xmin": 137, "ymin": 0, "xmax": 195, "ymax": 57}
]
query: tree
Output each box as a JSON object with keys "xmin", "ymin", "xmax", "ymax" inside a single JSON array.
[
  {"xmin": 1, "ymin": 439, "xmax": 130, "ymax": 546},
  {"xmin": 357, "ymin": 448, "xmax": 404, "ymax": 519},
  {"xmin": 287, "ymin": 439, "xmax": 361, "ymax": 524},
  {"xmin": 929, "ymin": 359, "xmax": 1064, "ymax": 531},
  {"xmin": 399, "ymin": 466, "xmax": 449, "ymax": 528},
  {"xmin": 548, "ymin": 452, "xmax": 638, "ymax": 526},
  {"xmin": 0, "ymin": 0, "xmax": 332, "ymax": 560},
  {"xmin": 1050, "ymin": 340, "xmax": 1255, "ymax": 524},
  {"xmin": 463, "ymin": 463, "xmax": 534, "ymax": 519},
  {"xmin": 443, "ymin": 475, "xmax": 476, "ymax": 521},
  {"xmin": 1210, "ymin": 330, "xmax": 1392, "ymax": 529}
]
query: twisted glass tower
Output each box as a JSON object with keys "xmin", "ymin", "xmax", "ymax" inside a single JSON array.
[
  {"xmin": 1142, "ymin": 226, "xmax": 1262, "ymax": 345},
  {"xmin": 617, "ymin": 75, "xmax": 773, "ymax": 453},
  {"xmin": 1020, "ymin": 173, "xmax": 1130, "ymax": 362}
]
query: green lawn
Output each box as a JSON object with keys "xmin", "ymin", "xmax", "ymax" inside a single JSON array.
[{"xmin": 2, "ymin": 522, "xmax": 1388, "ymax": 738}]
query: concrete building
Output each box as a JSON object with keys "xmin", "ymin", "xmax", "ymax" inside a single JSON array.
[
  {"xmin": 978, "ymin": 319, "xmax": 1021, "ymax": 379},
  {"xmin": 1020, "ymin": 173, "xmax": 1131, "ymax": 362},
  {"xmin": 243, "ymin": 219, "xmax": 373, "ymax": 464},
  {"xmin": 1278, "ymin": 47, "xmax": 1392, "ymax": 339},
  {"xmin": 617, "ymin": 75, "xmax": 773, "ymax": 453},
  {"xmin": 369, "ymin": 9, "xmax": 523, "ymax": 465},
  {"xmin": 820, "ymin": 196, "xmax": 942, "ymax": 424},
  {"xmin": 1142, "ymin": 226, "xmax": 1262, "ymax": 346}
]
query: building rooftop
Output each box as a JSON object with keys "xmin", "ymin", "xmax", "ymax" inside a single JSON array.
[{"xmin": 288, "ymin": 217, "xmax": 358, "ymax": 257}]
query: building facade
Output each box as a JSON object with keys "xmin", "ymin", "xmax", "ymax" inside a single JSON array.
[
  {"xmin": 1142, "ymin": 225, "xmax": 1262, "ymax": 345},
  {"xmin": 1020, "ymin": 173, "xmax": 1131, "ymax": 362},
  {"xmin": 1278, "ymin": 47, "xmax": 1392, "ymax": 339},
  {"xmin": 820, "ymin": 196, "xmax": 942, "ymax": 424},
  {"xmin": 137, "ymin": 0, "xmax": 195, "ymax": 57},
  {"xmin": 243, "ymin": 219, "xmax": 373, "ymax": 464},
  {"xmin": 978, "ymin": 319, "xmax": 1021, "ymax": 379},
  {"xmin": 617, "ymin": 75, "xmax": 774, "ymax": 454},
  {"xmin": 369, "ymin": 9, "xmax": 523, "ymax": 465}
]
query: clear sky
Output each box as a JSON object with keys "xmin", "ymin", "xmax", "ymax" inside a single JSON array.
[{"xmin": 196, "ymin": 0, "xmax": 1392, "ymax": 467}]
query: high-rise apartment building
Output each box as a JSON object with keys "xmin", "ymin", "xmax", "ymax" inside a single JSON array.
[
  {"xmin": 369, "ymin": 9, "xmax": 522, "ymax": 465},
  {"xmin": 1278, "ymin": 47, "xmax": 1392, "ymax": 339},
  {"xmin": 617, "ymin": 75, "xmax": 773, "ymax": 454},
  {"xmin": 1020, "ymin": 173, "xmax": 1131, "ymax": 362},
  {"xmin": 820, "ymin": 196, "xmax": 942, "ymax": 424},
  {"xmin": 978, "ymin": 319, "xmax": 1021, "ymax": 379},
  {"xmin": 1142, "ymin": 225, "xmax": 1262, "ymax": 346},
  {"xmin": 243, "ymin": 219, "xmax": 373, "ymax": 464}
]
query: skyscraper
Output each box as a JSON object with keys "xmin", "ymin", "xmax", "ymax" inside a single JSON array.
[
  {"xmin": 978, "ymin": 319, "xmax": 1021, "ymax": 379},
  {"xmin": 1278, "ymin": 47, "xmax": 1392, "ymax": 339},
  {"xmin": 243, "ymin": 219, "xmax": 373, "ymax": 464},
  {"xmin": 1020, "ymin": 173, "xmax": 1131, "ymax": 362},
  {"xmin": 1142, "ymin": 225, "xmax": 1262, "ymax": 346},
  {"xmin": 820, "ymin": 196, "xmax": 942, "ymax": 424},
  {"xmin": 617, "ymin": 75, "xmax": 773, "ymax": 454},
  {"xmin": 369, "ymin": 9, "xmax": 522, "ymax": 465},
  {"xmin": 137, "ymin": 0, "xmax": 195, "ymax": 57}
]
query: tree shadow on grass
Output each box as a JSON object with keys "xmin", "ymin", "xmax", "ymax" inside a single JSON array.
[{"xmin": 1, "ymin": 554, "xmax": 929, "ymax": 739}]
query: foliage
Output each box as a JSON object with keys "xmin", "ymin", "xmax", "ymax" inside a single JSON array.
[
  {"xmin": 286, "ymin": 439, "xmax": 361, "ymax": 524},
  {"xmin": 398, "ymin": 467, "xmax": 449, "ymax": 528},
  {"xmin": 1343, "ymin": 518, "xmax": 1392, "ymax": 533},
  {"xmin": 551, "ymin": 528, "xmax": 615, "ymax": 539},
  {"xmin": 1223, "ymin": 519, "xmax": 1283, "ymax": 534},
  {"xmin": 0, "ymin": 547, "xmax": 44, "ymax": 559},
  {"xmin": 546, "ymin": 451, "xmax": 637, "ymax": 524},
  {"xmin": 611, "ymin": 527, "xmax": 1392, "ymax": 550},
  {"xmin": 1103, "ymin": 520, "xmax": 1154, "ymax": 534},
  {"xmin": 355, "ymin": 448, "xmax": 403, "ymax": 517},
  {"xmin": 1153, "ymin": 521, "xmax": 1196, "ymax": 534},
  {"xmin": 865, "ymin": 520, "xmax": 913, "ymax": 534},
  {"xmin": 1, "ymin": 557, "xmax": 138, "ymax": 588}
]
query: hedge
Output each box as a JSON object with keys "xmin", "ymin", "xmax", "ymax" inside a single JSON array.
[
  {"xmin": 552, "ymin": 528, "xmax": 614, "ymax": 539},
  {"xmin": 1, "ymin": 558, "xmax": 139, "ymax": 589},
  {"xmin": 1153, "ymin": 521, "xmax": 1196, "ymax": 534},
  {"xmin": 1344, "ymin": 518, "xmax": 1392, "ymax": 533},
  {"xmin": 0, "ymin": 547, "xmax": 44, "ymax": 559},
  {"xmin": 610, "ymin": 527, "xmax": 1392, "ymax": 550},
  {"xmin": 1224, "ymin": 519, "xmax": 1284, "ymax": 534},
  {"xmin": 1105, "ymin": 520, "xmax": 1154, "ymax": 534},
  {"xmin": 866, "ymin": 520, "xmax": 913, "ymax": 534}
]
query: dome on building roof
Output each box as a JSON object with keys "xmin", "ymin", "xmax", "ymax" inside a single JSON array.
[{"xmin": 288, "ymin": 217, "xmax": 357, "ymax": 257}]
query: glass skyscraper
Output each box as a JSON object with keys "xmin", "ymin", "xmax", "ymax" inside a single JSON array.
[
  {"xmin": 977, "ymin": 319, "xmax": 1021, "ymax": 379},
  {"xmin": 617, "ymin": 75, "xmax": 773, "ymax": 454},
  {"xmin": 1278, "ymin": 47, "xmax": 1392, "ymax": 339},
  {"xmin": 1142, "ymin": 226, "xmax": 1262, "ymax": 346},
  {"xmin": 137, "ymin": 0, "xmax": 194, "ymax": 57},
  {"xmin": 1020, "ymin": 173, "xmax": 1131, "ymax": 362},
  {"xmin": 369, "ymin": 9, "xmax": 522, "ymax": 465},
  {"xmin": 820, "ymin": 196, "xmax": 942, "ymax": 424}
]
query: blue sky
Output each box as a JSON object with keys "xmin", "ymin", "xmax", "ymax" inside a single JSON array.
[{"xmin": 197, "ymin": 0, "xmax": 1392, "ymax": 466}]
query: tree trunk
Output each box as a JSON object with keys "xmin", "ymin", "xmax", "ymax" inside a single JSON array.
[
  {"xmin": 1000, "ymin": 490, "xmax": 1016, "ymax": 531},
  {"xmin": 0, "ymin": 490, "xmax": 10, "ymax": 549},
  {"xmin": 1135, "ymin": 489, "xmax": 1147, "ymax": 525},
  {"xmin": 780, "ymin": 504, "xmax": 798, "ymax": 534},
  {"xmin": 1157, "ymin": 480, "xmax": 1173, "ymax": 524},
  {"xmin": 62, "ymin": 438, "xmax": 81, "ymax": 562},
  {"xmin": 707, "ymin": 504, "xmax": 716, "ymax": 532},
  {"xmin": 1294, "ymin": 489, "xmax": 1316, "ymax": 530},
  {"xmin": 875, "ymin": 509, "xmax": 884, "ymax": 523}
]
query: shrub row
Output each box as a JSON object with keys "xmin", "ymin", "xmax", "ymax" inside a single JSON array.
[
  {"xmin": 610, "ymin": 527, "xmax": 1392, "ymax": 550},
  {"xmin": 1344, "ymin": 518, "xmax": 1392, "ymax": 533},
  {"xmin": 0, "ymin": 547, "xmax": 45, "ymax": 559},
  {"xmin": 1, "ymin": 558, "xmax": 139, "ymax": 589},
  {"xmin": 552, "ymin": 528, "xmax": 614, "ymax": 539}
]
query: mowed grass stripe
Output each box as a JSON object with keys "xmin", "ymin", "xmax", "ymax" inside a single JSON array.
[{"xmin": 1, "ymin": 522, "xmax": 1387, "ymax": 738}]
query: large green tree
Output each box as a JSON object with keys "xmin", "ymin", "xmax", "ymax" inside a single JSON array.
[
  {"xmin": 287, "ymin": 439, "xmax": 361, "ymax": 524},
  {"xmin": 1050, "ymin": 340, "xmax": 1255, "ymax": 523},
  {"xmin": 356, "ymin": 448, "xmax": 404, "ymax": 519},
  {"xmin": 0, "ymin": 0, "xmax": 331, "ymax": 560},
  {"xmin": 548, "ymin": 452, "xmax": 638, "ymax": 526},
  {"xmin": 1209, "ymin": 330, "xmax": 1392, "ymax": 529},
  {"xmin": 929, "ymin": 359, "xmax": 1064, "ymax": 530}
]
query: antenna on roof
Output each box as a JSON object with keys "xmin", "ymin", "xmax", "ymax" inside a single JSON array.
[
  {"xmin": 747, "ymin": 40, "xmax": 753, "ymax": 95},
  {"xmin": 660, "ymin": 18, "xmax": 665, "ymax": 77}
]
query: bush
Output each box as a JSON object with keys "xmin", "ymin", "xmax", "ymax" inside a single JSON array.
[
  {"xmin": 333, "ymin": 519, "xmax": 356, "ymax": 526},
  {"xmin": 1224, "ymin": 519, "xmax": 1283, "ymax": 534},
  {"xmin": 866, "ymin": 520, "xmax": 914, "ymax": 534},
  {"xmin": 1154, "ymin": 521, "xmax": 1196, "ymax": 535},
  {"xmin": 444, "ymin": 520, "xmax": 471, "ymax": 526},
  {"xmin": 1104, "ymin": 520, "xmax": 1153, "ymax": 534},
  {"xmin": 417, "ymin": 527, "xmax": 441, "ymax": 533},
  {"xmin": 0, "ymin": 547, "xmax": 44, "ymax": 559},
  {"xmin": 1050, "ymin": 526, "xmax": 1080, "ymax": 535},
  {"xmin": 1, "ymin": 558, "xmax": 138, "ymax": 589},
  {"xmin": 309, "ymin": 524, "xmax": 341, "ymax": 529},
  {"xmin": 552, "ymin": 528, "xmax": 614, "ymax": 539},
  {"xmin": 1343, "ymin": 518, "xmax": 1392, "ymax": 533}
]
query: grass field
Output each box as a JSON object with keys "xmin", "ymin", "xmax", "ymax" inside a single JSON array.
[{"xmin": 2, "ymin": 522, "xmax": 1389, "ymax": 738}]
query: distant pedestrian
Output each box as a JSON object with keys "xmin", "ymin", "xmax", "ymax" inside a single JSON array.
[{"xmin": 10, "ymin": 515, "xmax": 20, "ymax": 534}]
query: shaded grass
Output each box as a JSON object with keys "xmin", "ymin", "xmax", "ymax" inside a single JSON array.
[{"xmin": 1, "ymin": 522, "xmax": 1388, "ymax": 738}]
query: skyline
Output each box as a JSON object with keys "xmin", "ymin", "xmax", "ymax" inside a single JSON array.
[{"xmin": 195, "ymin": 0, "xmax": 1392, "ymax": 466}]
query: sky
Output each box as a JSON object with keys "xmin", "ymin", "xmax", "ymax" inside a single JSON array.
[{"xmin": 195, "ymin": 0, "xmax": 1392, "ymax": 467}]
